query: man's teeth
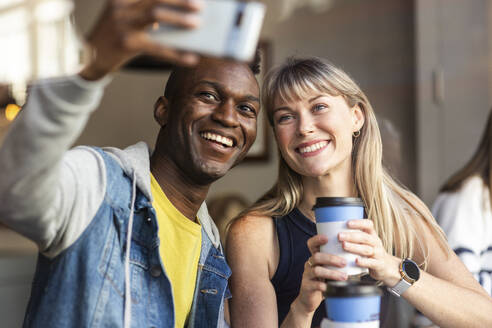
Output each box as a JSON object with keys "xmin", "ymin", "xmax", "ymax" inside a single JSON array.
[
  {"xmin": 299, "ymin": 141, "xmax": 328, "ymax": 154},
  {"xmin": 200, "ymin": 132, "xmax": 233, "ymax": 147}
]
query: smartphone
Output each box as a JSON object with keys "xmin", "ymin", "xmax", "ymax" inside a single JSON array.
[{"xmin": 148, "ymin": 0, "xmax": 266, "ymax": 62}]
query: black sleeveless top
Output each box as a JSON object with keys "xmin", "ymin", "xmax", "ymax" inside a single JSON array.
[
  {"xmin": 271, "ymin": 208, "xmax": 393, "ymax": 328},
  {"xmin": 271, "ymin": 208, "xmax": 326, "ymax": 327}
]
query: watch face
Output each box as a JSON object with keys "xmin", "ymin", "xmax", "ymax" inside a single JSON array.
[{"xmin": 403, "ymin": 259, "xmax": 420, "ymax": 280}]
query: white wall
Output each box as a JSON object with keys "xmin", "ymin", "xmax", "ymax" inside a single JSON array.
[{"xmin": 416, "ymin": 0, "xmax": 491, "ymax": 204}]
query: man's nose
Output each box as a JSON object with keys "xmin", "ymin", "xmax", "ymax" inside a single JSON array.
[{"xmin": 212, "ymin": 100, "xmax": 239, "ymax": 127}]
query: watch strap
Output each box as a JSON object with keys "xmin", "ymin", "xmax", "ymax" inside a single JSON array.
[
  {"xmin": 387, "ymin": 278, "xmax": 411, "ymax": 297},
  {"xmin": 387, "ymin": 258, "xmax": 419, "ymax": 297}
]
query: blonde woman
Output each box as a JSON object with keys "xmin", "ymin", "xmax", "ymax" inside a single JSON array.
[{"xmin": 226, "ymin": 57, "xmax": 492, "ymax": 328}]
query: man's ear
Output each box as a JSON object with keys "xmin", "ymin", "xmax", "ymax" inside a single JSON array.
[
  {"xmin": 154, "ymin": 96, "xmax": 169, "ymax": 127},
  {"xmin": 352, "ymin": 104, "xmax": 365, "ymax": 132}
]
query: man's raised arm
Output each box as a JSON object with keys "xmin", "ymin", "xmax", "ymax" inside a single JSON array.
[{"xmin": 0, "ymin": 0, "xmax": 201, "ymax": 253}]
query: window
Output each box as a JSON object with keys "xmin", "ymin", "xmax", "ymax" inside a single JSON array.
[{"xmin": 0, "ymin": 0, "xmax": 79, "ymax": 105}]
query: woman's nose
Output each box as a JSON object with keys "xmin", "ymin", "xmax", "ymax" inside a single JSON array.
[{"xmin": 297, "ymin": 114, "xmax": 315, "ymax": 136}]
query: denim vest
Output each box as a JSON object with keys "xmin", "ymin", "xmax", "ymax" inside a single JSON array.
[{"xmin": 23, "ymin": 148, "xmax": 231, "ymax": 327}]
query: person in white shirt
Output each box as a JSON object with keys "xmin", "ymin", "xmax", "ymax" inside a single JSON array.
[{"xmin": 433, "ymin": 109, "xmax": 492, "ymax": 296}]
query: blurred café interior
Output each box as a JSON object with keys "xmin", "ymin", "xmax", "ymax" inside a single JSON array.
[{"xmin": 0, "ymin": 0, "xmax": 491, "ymax": 326}]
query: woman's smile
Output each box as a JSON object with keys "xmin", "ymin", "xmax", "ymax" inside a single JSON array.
[{"xmin": 296, "ymin": 140, "xmax": 330, "ymax": 157}]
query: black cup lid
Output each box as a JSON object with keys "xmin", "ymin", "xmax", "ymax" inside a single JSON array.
[
  {"xmin": 313, "ymin": 197, "xmax": 364, "ymax": 210},
  {"xmin": 324, "ymin": 281, "xmax": 382, "ymax": 297}
]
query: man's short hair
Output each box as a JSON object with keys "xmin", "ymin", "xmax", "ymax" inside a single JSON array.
[
  {"xmin": 164, "ymin": 48, "xmax": 262, "ymax": 101},
  {"xmin": 249, "ymin": 47, "xmax": 262, "ymax": 75}
]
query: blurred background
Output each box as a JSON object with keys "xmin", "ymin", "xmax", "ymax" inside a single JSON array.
[{"xmin": 0, "ymin": 0, "xmax": 491, "ymax": 326}]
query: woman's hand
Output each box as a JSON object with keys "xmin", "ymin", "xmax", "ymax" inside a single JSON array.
[
  {"xmin": 291, "ymin": 234, "xmax": 348, "ymax": 316},
  {"xmin": 338, "ymin": 219, "xmax": 400, "ymax": 287}
]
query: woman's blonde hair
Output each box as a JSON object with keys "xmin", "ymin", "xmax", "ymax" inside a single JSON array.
[
  {"xmin": 239, "ymin": 57, "xmax": 447, "ymax": 267},
  {"xmin": 440, "ymin": 109, "xmax": 492, "ymax": 207}
]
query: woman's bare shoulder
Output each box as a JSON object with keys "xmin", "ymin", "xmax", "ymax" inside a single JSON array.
[
  {"xmin": 228, "ymin": 212, "xmax": 274, "ymax": 237},
  {"xmin": 226, "ymin": 212, "xmax": 279, "ymax": 279},
  {"xmin": 227, "ymin": 213, "xmax": 276, "ymax": 253}
]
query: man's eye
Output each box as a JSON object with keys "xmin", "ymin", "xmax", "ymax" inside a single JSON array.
[
  {"xmin": 199, "ymin": 92, "xmax": 218, "ymax": 101},
  {"xmin": 239, "ymin": 105, "xmax": 256, "ymax": 115}
]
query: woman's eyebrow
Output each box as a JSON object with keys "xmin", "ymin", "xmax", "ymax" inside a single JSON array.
[
  {"xmin": 272, "ymin": 106, "xmax": 291, "ymax": 114},
  {"xmin": 308, "ymin": 95, "xmax": 326, "ymax": 103}
]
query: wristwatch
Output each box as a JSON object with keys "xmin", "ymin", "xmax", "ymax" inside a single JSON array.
[{"xmin": 387, "ymin": 258, "xmax": 420, "ymax": 297}]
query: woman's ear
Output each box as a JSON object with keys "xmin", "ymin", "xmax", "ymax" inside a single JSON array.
[
  {"xmin": 154, "ymin": 96, "xmax": 169, "ymax": 127},
  {"xmin": 352, "ymin": 104, "xmax": 365, "ymax": 133}
]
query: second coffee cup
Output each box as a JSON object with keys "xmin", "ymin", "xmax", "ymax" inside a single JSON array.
[
  {"xmin": 321, "ymin": 281, "xmax": 382, "ymax": 328},
  {"xmin": 313, "ymin": 197, "xmax": 368, "ymax": 277}
]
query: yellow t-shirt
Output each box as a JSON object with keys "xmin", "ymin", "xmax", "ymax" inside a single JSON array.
[{"xmin": 151, "ymin": 174, "xmax": 202, "ymax": 328}]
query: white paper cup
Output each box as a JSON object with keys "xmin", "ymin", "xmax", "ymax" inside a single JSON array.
[{"xmin": 313, "ymin": 197, "xmax": 368, "ymax": 277}]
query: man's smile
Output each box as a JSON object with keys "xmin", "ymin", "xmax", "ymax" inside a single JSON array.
[{"xmin": 200, "ymin": 131, "xmax": 236, "ymax": 148}]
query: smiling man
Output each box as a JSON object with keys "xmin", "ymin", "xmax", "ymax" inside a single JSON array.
[
  {"xmin": 0, "ymin": 0, "xmax": 260, "ymax": 327},
  {"xmin": 153, "ymin": 58, "xmax": 260, "ymax": 191}
]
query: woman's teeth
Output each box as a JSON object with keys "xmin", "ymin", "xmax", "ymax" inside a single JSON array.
[{"xmin": 298, "ymin": 141, "xmax": 328, "ymax": 154}]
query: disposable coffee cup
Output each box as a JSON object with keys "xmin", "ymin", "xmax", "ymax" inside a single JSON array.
[
  {"xmin": 321, "ymin": 281, "xmax": 381, "ymax": 328},
  {"xmin": 313, "ymin": 197, "xmax": 368, "ymax": 276}
]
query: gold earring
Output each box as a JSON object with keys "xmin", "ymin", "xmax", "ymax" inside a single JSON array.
[{"xmin": 353, "ymin": 130, "xmax": 361, "ymax": 138}]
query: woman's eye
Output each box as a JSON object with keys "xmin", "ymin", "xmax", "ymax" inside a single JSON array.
[
  {"xmin": 313, "ymin": 103, "xmax": 328, "ymax": 112},
  {"xmin": 277, "ymin": 114, "xmax": 293, "ymax": 123}
]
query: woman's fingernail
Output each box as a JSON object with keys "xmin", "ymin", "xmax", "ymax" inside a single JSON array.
[{"xmin": 339, "ymin": 232, "xmax": 346, "ymax": 239}]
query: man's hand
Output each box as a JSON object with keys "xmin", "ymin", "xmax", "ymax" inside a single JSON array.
[{"xmin": 79, "ymin": 0, "xmax": 202, "ymax": 81}]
